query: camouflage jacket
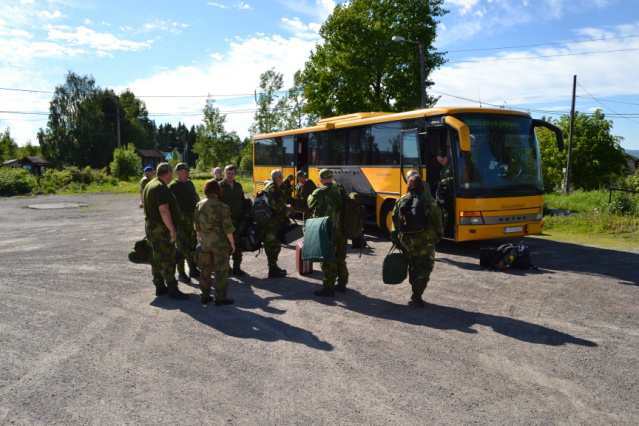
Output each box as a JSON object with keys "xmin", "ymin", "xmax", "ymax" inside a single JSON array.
[
  {"xmin": 392, "ymin": 187, "xmax": 443, "ymax": 243},
  {"xmin": 220, "ymin": 179, "xmax": 245, "ymax": 224},
  {"xmin": 194, "ymin": 195, "xmax": 235, "ymax": 252},
  {"xmin": 264, "ymin": 181, "xmax": 288, "ymax": 222},
  {"xmin": 308, "ymin": 183, "xmax": 345, "ymax": 233},
  {"xmin": 143, "ymin": 178, "xmax": 181, "ymax": 229}
]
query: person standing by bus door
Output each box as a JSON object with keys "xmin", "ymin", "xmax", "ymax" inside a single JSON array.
[
  {"xmin": 435, "ymin": 154, "xmax": 454, "ymax": 236},
  {"xmin": 294, "ymin": 171, "xmax": 317, "ymax": 219},
  {"xmin": 392, "ymin": 172, "xmax": 443, "ymax": 307}
]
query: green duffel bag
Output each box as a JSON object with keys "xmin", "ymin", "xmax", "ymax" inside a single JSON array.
[
  {"xmin": 302, "ymin": 216, "xmax": 334, "ymax": 262},
  {"xmin": 128, "ymin": 238, "xmax": 153, "ymax": 265},
  {"xmin": 382, "ymin": 246, "xmax": 408, "ymax": 285}
]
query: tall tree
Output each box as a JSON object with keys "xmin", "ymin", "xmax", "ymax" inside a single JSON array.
[
  {"xmin": 193, "ymin": 101, "xmax": 241, "ymax": 170},
  {"xmin": 0, "ymin": 129, "xmax": 18, "ymax": 162},
  {"xmin": 250, "ymin": 69, "xmax": 288, "ymax": 135},
  {"xmin": 280, "ymin": 70, "xmax": 318, "ymax": 130},
  {"xmin": 537, "ymin": 110, "xmax": 626, "ymax": 191},
  {"xmin": 300, "ymin": 0, "xmax": 446, "ymax": 118},
  {"xmin": 118, "ymin": 90, "xmax": 155, "ymax": 149}
]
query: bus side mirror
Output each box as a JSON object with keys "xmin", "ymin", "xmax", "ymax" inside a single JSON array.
[
  {"xmin": 533, "ymin": 119, "xmax": 564, "ymax": 150},
  {"xmin": 443, "ymin": 116, "xmax": 471, "ymax": 152}
]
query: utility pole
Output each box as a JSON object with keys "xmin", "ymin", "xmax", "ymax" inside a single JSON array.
[{"xmin": 564, "ymin": 75, "xmax": 577, "ymax": 194}]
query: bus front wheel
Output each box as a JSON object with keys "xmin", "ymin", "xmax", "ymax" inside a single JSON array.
[{"xmin": 380, "ymin": 201, "xmax": 395, "ymax": 236}]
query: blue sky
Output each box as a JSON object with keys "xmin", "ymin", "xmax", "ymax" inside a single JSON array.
[{"xmin": 1, "ymin": 0, "xmax": 638, "ymax": 150}]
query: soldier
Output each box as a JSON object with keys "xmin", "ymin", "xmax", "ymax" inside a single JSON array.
[
  {"xmin": 281, "ymin": 174, "xmax": 295, "ymax": 205},
  {"xmin": 392, "ymin": 171, "xmax": 443, "ymax": 307},
  {"xmin": 294, "ymin": 171, "xmax": 316, "ymax": 218},
  {"xmin": 435, "ymin": 154, "xmax": 454, "ymax": 236},
  {"xmin": 220, "ymin": 164, "xmax": 247, "ymax": 276},
  {"xmin": 194, "ymin": 179, "xmax": 236, "ymax": 306},
  {"xmin": 212, "ymin": 167, "xmax": 223, "ymax": 182},
  {"xmin": 139, "ymin": 166, "xmax": 155, "ymax": 208},
  {"xmin": 142, "ymin": 162, "xmax": 189, "ymax": 300},
  {"xmin": 168, "ymin": 162, "xmax": 201, "ymax": 284},
  {"xmin": 262, "ymin": 169, "xmax": 288, "ymax": 278},
  {"xmin": 307, "ymin": 169, "xmax": 348, "ymax": 297}
]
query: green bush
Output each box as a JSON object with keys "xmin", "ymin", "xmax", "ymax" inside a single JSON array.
[
  {"xmin": 110, "ymin": 144, "xmax": 141, "ymax": 181},
  {"xmin": 625, "ymin": 173, "xmax": 639, "ymax": 191},
  {"xmin": 605, "ymin": 194, "xmax": 638, "ymax": 216},
  {"xmin": 37, "ymin": 166, "xmax": 117, "ymax": 194},
  {"xmin": 0, "ymin": 167, "xmax": 37, "ymax": 196}
]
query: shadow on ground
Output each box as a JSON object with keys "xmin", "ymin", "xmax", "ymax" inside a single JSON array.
[
  {"xmin": 432, "ymin": 238, "xmax": 639, "ymax": 286},
  {"xmin": 246, "ymin": 275, "xmax": 597, "ymax": 348},
  {"xmin": 151, "ymin": 283, "xmax": 333, "ymax": 351}
]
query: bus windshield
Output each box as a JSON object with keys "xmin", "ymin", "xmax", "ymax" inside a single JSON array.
[{"xmin": 454, "ymin": 114, "xmax": 543, "ymax": 196}]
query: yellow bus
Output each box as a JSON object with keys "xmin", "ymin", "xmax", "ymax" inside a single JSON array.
[{"xmin": 252, "ymin": 107, "xmax": 563, "ymax": 242}]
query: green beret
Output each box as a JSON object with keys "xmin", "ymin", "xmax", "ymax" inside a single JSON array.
[
  {"xmin": 175, "ymin": 162, "xmax": 189, "ymax": 172},
  {"xmin": 319, "ymin": 169, "xmax": 333, "ymax": 179},
  {"xmin": 156, "ymin": 162, "xmax": 172, "ymax": 176}
]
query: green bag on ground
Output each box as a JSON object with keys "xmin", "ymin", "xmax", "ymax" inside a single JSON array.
[
  {"xmin": 383, "ymin": 246, "xmax": 408, "ymax": 284},
  {"xmin": 302, "ymin": 216, "xmax": 334, "ymax": 262}
]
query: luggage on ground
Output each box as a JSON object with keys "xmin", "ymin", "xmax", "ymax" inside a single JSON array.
[
  {"xmin": 128, "ymin": 238, "xmax": 152, "ymax": 264},
  {"xmin": 480, "ymin": 242, "xmax": 533, "ymax": 270},
  {"xmin": 296, "ymin": 240, "xmax": 314, "ymax": 275},
  {"xmin": 302, "ymin": 216, "xmax": 334, "ymax": 262}
]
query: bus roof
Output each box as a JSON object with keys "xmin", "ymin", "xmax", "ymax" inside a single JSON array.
[{"xmin": 254, "ymin": 106, "xmax": 531, "ymax": 140}]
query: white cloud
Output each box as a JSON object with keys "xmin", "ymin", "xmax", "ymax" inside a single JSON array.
[
  {"xmin": 141, "ymin": 19, "xmax": 190, "ymax": 34},
  {"xmin": 279, "ymin": 0, "xmax": 335, "ymax": 20},
  {"xmin": 207, "ymin": 1, "xmax": 253, "ymax": 11},
  {"xmin": 433, "ymin": 22, "xmax": 639, "ymax": 111},
  {"xmin": 446, "ymin": 0, "xmax": 479, "ymax": 15},
  {"xmin": 281, "ymin": 17, "xmax": 321, "ymax": 40},
  {"xmin": 37, "ymin": 10, "xmax": 63, "ymax": 20},
  {"xmin": 47, "ymin": 25, "xmax": 152, "ymax": 54}
]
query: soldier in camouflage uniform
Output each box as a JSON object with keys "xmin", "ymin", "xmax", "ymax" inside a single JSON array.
[
  {"xmin": 262, "ymin": 169, "xmax": 288, "ymax": 278},
  {"xmin": 169, "ymin": 163, "xmax": 201, "ymax": 284},
  {"xmin": 139, "ymin": 166, "xmax": 155, "ymax": 208},
  {"xmin": 308, "ymin": 169, "xmax": 349, "ymax": 297},
  {"xmin": 392, "ymin": 171, "xmax": 443, "ymax": 307},
  {"xmin": 194, "ymin": 179, "xmax": 236, "ymax": 306},
  {"xmin": 220, "ymin": 164, "xmax": 247, "ymax": 276},
  {"xmin": 294, "ymin": 171, "xmax": 317, "ymax": 219},
  {"xmin": 142, "ymin": 162, "xmax": 189, "ymax": 300},
  {"xmin": 281, "ymin": 174, "xmax": 295, "ymax": 205},
  {"xmin": 435, "ymin": 154, "xmax": 454, "ymax": 235}
]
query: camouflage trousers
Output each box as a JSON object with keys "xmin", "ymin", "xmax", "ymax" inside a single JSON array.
[
  {"xmin": 176, "ymin": 217, "xmax": 197, "ymax": 274},
  {"xmin": 400, "ymin": 232, "xmax": 436, "ymax": 298},
  {"xmin": 321, "ymin": 233, "xmax": 348, "ymax": 290},
  {"xmin": 198, "ymin": 249, "xmax": 231, "ymax": 299},
  {"xmin": 260, "ymin": 223, "xmax": 281, "ymax": 269},
  {"xmin": 145, "ymin": 221, "xmax": 177, "ymax": 288}
]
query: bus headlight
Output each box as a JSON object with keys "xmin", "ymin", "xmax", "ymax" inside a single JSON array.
[{"xmin": 460, "ymin": 211, "xmax": 484, "ymax": 225}]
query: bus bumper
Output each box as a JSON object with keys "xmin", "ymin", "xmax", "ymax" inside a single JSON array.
[{"xmin": 456, "ymin": 221, "xmax": 543, "ymax": 242}]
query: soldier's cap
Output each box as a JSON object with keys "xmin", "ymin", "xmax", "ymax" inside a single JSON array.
[
  {"xmin": 143, "ymin": 165, "xmax": 153, "ymax": 173},
  {"xmin": 156, "ymin": 162, "xmax": 172, "ymax": 176},
  {"xmin": 224, "ymin": 164, "xmax": 236, "ymax": 172},
  {"xmin": 175, "ymin": 162, "xmax": 189, "ymax": 172},
  {"xmin": 296, "ymin": 170, "xmax": 306, "ymax": 178},
  {"xmin": 271, "ymin": 169, "xmax": 283, "ymax": 180},
  {"xmin": 406, "ymin": 170, "xmax": 420, "ymax": 180},
  {"xmin": 319, "ymin": 169, "xmax": 333, "ymax": 179}
]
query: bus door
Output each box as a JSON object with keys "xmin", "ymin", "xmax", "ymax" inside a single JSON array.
[
  {"xmin": 400, "ymin": 129, "xmax": 422, "ymax": 195},
  {"xmin": 422, "ymin": 125, "xmax": 455, "ymax": 238}
]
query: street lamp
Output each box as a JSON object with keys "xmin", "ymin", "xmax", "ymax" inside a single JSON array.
[{"xmin": 392, "ymin": 35, "xmax": 427, "ymax": 108}]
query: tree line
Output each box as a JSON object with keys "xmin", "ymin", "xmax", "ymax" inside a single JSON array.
[{"xmin": 1, "ymin": 0, "xmax": 631, "ymax": 191}]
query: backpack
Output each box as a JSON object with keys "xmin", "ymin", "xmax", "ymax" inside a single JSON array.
[
  {"xmin": 253, "ymin": 192, "xmax": 273, "ymax": 226},
  {"xmin": 342, "ymin": 191, "xmax": 366, "ymax": 240},
  {"xmin": 397, "ymin": 192, "xmax": 429, "ymax": 233},
  {"xmin": 128, "ymin": 238, "xmax": 152, "ymax": 264},
  {"xmin": 239, "ymin": 222, "xmax": 261, "ymax": 252},
  {"xmin": 480, "ymin": 243, "xmax": 533, "ymax": 270}
]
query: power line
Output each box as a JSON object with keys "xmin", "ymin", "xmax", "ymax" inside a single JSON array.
[
  {"xmin": 444, "ymin": 34, "xmax": 639, "ymax": 54},
  {"xmin": 447, "ymin": 47, "xmax": 639, "ymax": 64},
  {"xmin": 576, "ymin": 81, "xmax": 639, "ymax": 125},
  {"xmin": 0, "ymin": 86, "xmax": 285, "ymax": 99},
  {"xmin": 576, "ymin": 95, "xmax": 639, "ymax": 107}
]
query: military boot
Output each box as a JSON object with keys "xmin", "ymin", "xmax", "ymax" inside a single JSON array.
[
  {"xmin": 409, "ymin": 294, "xmax": 426, "ymax": 308},
  {"xmin": 214, "ymin": 291, "xmax": 234, "ymax": 306},
  {"xmin": 155, "ymin": 283, "xmax": 168, "ymax": 296},
  {"xmin": 268, "ymin": 266, "xmax": 287, "ymax": 279},
  {"xmin": 187, "ymin": 260, "xmax": 201, "ymax": 279},
  {"xmin": 200, "ymin": 290, "xmax": 213, "ymax": 306},
  {"xmin": 167, "ymin": 281, "xmax": 189, "ymax": 300},
  {"xmin": 335, "ymin": 282, "xmax": 347, "ymax": 293}
]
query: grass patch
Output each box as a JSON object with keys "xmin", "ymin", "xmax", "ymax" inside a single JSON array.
[{"xmin": 542, "ymin": 190, "xmax": 639, "ymax": 251}]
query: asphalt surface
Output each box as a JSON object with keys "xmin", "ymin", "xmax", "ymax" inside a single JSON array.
[{"xmin": 1, "ymin": 193, "xmax": 638, "ymax": 425}]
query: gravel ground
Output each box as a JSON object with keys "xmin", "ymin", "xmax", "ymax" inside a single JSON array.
[{"xmin": 0, "ymin": 193, "xmax": 637, "ymax": 425}]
